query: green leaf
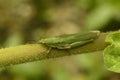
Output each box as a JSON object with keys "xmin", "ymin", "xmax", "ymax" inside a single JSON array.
[{"xmin": 104, "ymin": 31, "xmax": 120, "ymax": 73}]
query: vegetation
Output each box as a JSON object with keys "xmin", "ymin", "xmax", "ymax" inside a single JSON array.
[{"xmin": 0, "ymin": 0, "xmax": 120, "ymax": 80}]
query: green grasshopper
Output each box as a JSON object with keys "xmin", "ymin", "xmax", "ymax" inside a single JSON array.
[{"xmin": 39, "ymin": 31, "xmax": 100, "ymax": 49}]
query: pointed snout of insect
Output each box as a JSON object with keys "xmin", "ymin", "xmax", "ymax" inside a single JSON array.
[
  {"xmin": 39, "ymin": 38, "xmax": 53, "ymax": 43},
  {"xmin": 40, "ymin": 37, "xmax": 59, "ymax": 43},
  {"xmin": 91, "ymin": 31, "xmax": 100, "ymax": 36},
  {"xmin": 39, "ymin": 39, "xmax": 46, "ymax": 43}
]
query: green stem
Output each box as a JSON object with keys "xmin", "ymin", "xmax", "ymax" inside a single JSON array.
[{"xmin": 0, "ymin": 33, "xmax": 108, "ymax": 67}]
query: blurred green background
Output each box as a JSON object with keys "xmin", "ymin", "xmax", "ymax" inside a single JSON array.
[{"xmin": 0, "ymin": 0, "xmax": 120, "ymax": 80}]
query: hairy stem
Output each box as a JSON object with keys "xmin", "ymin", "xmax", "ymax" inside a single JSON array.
[{"xmin": 0, "ymin": 33, "xmax": 108, "ymax": 67}]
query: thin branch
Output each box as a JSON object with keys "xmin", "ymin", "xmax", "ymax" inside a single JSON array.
[{"xmin": 0, "ymin": 33, "xmax": 108, "ymax": 67}]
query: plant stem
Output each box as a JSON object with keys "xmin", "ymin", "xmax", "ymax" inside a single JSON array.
[{"xmin": 0, "ymin": 33, "xmax": 108, "ymax": 67}]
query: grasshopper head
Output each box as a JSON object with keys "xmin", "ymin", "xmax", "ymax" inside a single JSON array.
[{"xmin": 39, "ymin": 37, "xmax": 60, "ymax": 44}]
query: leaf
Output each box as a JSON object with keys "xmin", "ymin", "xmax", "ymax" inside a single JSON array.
[{"xmin": 104, "ymin": 31, "xmax": 120, "ymax": 73}]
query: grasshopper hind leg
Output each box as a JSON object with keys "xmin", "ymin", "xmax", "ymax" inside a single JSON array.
[{"xmin": 70, "ymin": 39, "xmax": 93, "ymax": 48}]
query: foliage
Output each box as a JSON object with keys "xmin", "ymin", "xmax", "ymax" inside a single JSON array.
[
  {"xmin": 104, "ymin": 31, "xmax": 120, "ymax": 73},
  {"xmin": 0, "ymin": 0, "xmax": 120, "ymax": 80}
]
